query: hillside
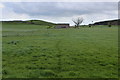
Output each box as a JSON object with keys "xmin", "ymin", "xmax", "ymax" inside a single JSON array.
[
  {"xmin": 93, "ymin": 19, "xmax": 120, "ymax": 25},
  {"xmin": 2, "ymin": 20, "xmax": 55, "ymax": 26}
]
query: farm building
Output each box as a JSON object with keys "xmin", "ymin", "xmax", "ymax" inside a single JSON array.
[{"xmin": 55, "ymin": 24, "xmax": 70, "ymax": 28}]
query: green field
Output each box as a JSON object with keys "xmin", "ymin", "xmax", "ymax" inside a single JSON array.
[{"xmin": 2, "ymin": 23, "xmax": 118, "ymax": 78}]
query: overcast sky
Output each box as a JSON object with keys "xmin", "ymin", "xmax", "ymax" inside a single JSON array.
[{"xmin": 0, "ymin": 2, "xmax": 118, "ymax": 25}]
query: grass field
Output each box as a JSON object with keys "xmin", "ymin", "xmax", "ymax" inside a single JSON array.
[{"xmin": 2, "ymin": 23, "xmax": 118, "ymax": 78}]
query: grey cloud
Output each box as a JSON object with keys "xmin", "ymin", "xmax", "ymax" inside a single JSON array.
[{"xmin": 3, "ymin": 2, "xmax": 118, "ymax": 17}]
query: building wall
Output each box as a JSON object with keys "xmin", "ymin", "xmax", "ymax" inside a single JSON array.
[{"xmin": 55, "ymin": 24, "xmax": 69, "ymax": 28}]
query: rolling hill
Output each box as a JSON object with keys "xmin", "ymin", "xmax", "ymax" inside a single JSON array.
[
  {"xmin": 1, "ymin": 20, "xmax": 55, "ymax": 26},
  {"xmin": 93, "ymin": 19, "xmax": 119, "ymax": 25}
]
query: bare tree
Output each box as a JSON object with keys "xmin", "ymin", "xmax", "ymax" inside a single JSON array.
[{"xmin": 72, "ymin": 17, "xmax": 83, "ymax": 28}]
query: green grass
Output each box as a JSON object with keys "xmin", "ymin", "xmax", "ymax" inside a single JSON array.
[{"xmin": 2, "ymin": 23, "xmax": 118, "ymax": 78}]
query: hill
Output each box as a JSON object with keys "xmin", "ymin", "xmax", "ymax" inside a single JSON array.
[
  {"xmin": 2, "ymin": 20, "xmax": 55, "ymax": 26},
  {"xmin": 93, "ymin": 19, "xmax": 120, "ymax": 25}
]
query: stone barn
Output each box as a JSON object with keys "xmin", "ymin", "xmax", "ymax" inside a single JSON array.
[{"xmin": 55, "ymin": 24, "xmax": 70, "ymax": 28}]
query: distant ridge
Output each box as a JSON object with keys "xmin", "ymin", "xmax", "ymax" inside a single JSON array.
[
  {"xmin": 2, "ymin": 20, "xmax": 55, "ymax": 26},
  {"xmin": 93, "ymin": 19, "xmax": 120, "ymax": 25}
]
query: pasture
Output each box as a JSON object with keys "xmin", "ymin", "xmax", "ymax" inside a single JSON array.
[{"xmin": 2, "ymin": 23, "xmax": 118, "ymax": 78}]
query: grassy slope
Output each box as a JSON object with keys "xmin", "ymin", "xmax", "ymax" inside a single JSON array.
[
  {"xmin": 2, "ymin": 20, "xmax": 55, "ymax": 26},
  {"xmin": 2, "ymin": 23, "xmax": 118, "ymax": 78},
  {"xmin": 26, "ymin": 20, "xmax": 55, "ymax": 25}
]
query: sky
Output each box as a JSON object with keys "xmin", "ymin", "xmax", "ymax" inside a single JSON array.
[{"xmin": 0, "ymin": 1, "xmax": 118, "ymax": 25}]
